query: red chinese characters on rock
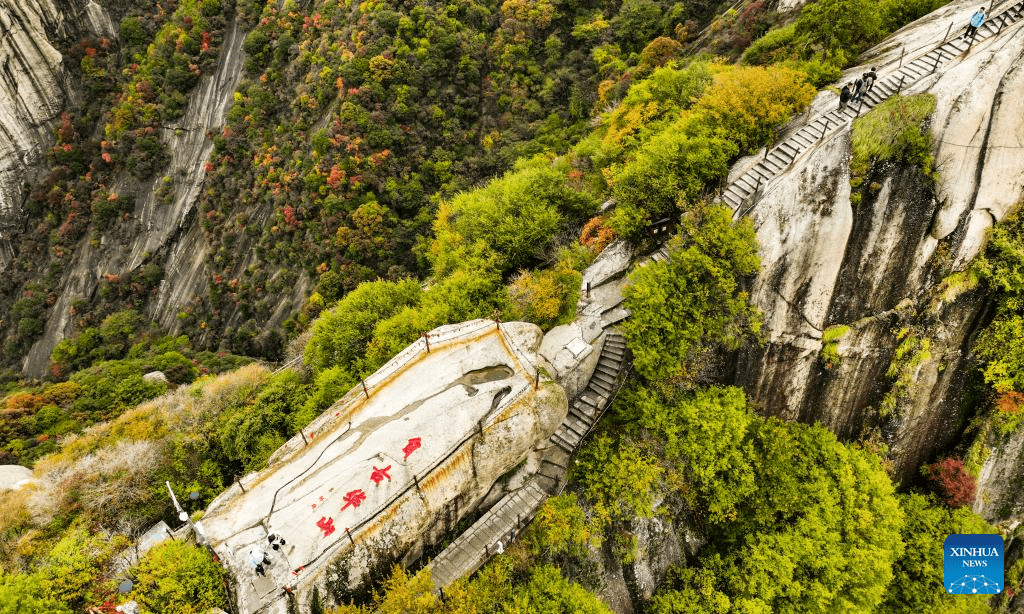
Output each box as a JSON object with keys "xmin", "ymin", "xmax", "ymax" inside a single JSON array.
[
  {"xmin": 402, "ymin": 437, "xmax": 422, "ymax": 459},
  {"xmin": 370, "ymin": 465, "xmax": 392, "ymax": 485},
  {"xmin": 341, "ymin": 489, "xmax": 367, "ymax": 511},
  {"xmin": 316, "ymin": 516, "xmax": 335, "ymax": 537}
]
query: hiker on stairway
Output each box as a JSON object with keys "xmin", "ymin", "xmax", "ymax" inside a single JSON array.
[
  {"xmin": 963, "ymin": 6, "xmax": 986, "ymax": 40},
  {"xmin": 863, "ymin": 67, "xmax": 877, "ymax": 93},
  {"xmin": 839, "ymin": 83, "xmax": 851, "ymax": 109},
  {"xmin": 852, "ymin": 76, "xmax": 865, "ymax": 102}
]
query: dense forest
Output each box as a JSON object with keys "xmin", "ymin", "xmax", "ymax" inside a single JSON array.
[{"xmin": 3, "ymin": 0, "xmax": 1024, "ymax": 612}]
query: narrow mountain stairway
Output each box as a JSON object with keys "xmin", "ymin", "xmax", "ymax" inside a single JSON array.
[
  {"xmin": 428, "ymin": 333, "xmax": 630, "ymax": 589},
  {"xmin": 721, "ymin": 0, "xmax": 1024, "ymax": 216}
]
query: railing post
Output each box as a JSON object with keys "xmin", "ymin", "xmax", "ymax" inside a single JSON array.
[
  {"xmin": 300, "ymin": 430, "xmax": 308, "ymax": 446},
  {"xmin": 898, "ymin": 46, "xmax": 905, "ymax": 68},
  {"xmin": 932, "ymin": 49, "xmax": 942, "ymax": 73},
  {"xmin": 856, "ymin": 99, "xmax": 863, "ymax": 116},
  {"xmin": 944, "ymin": 22, "xmax": 953, "ymax": 42},
  {"xmin": 820, "ymin": 118, "xmax": 829, "ymax": 139},
  {"xmin": 360, "ymin": 376, "xmax": 369, "ymax": 398},
  {"xmin": 421, "ymin": 332, "xmax": 430, "ymax": 353},
  {"xmin": 586, "ymin": 281, "xmax": 591, "ymax": 297},
  {"xmin": 897, "ymin": 74, "xmax": 905, "ymax": 94},
  {"xmin": 235, "ymin": 475, "xmax": 245, "ymax": 493},
  {"xmin": 345, "ymin": 527, "xmax": 355, "ymax": 545}
]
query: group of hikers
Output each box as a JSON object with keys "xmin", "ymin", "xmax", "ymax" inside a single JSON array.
[
  {"xmin": 839, "ymin": 6, "xmax": 989, "ymax": 110},
  {"xmin": 838, "ymin": 67, "xmax": 877, "ymax": 109},
  {"xmin": 249, "ymin": 532, "xmax": 288, "ymax": 577}
]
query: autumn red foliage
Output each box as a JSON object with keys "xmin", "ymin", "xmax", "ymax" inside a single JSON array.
[
  {"xmin": 924, "ymin": 457, "xmax": 976, "ymax": 508},
  {"xmin": 996, "ymin": 391, "xmax": 1024, "ymax": 414}
]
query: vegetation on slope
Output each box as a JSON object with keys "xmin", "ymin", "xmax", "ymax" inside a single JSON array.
[
  {"xmin": 2, "ymin": 0, "xmax": 234, "ymax": 363},
  {"xmin": 3, "ymin": 0, "xmax": 1014, "ymax": 611}
]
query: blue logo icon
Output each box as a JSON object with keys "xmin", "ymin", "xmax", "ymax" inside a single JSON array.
[{"xmin": 944, "ymin": 534, "xmax": 1003, "ymax": 594}]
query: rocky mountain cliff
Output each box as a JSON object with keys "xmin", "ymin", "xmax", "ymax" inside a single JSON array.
[
  {"xmin": 0, "ymin": 0, "xmax": 252, "ymax": 376},
  {"xmin": 4, "ymin": 0, "xmax": 1024, "ymax": 524},
  {"xmin": 734, "ymin": 0, "xmax": 1024, "ymax": 494}
]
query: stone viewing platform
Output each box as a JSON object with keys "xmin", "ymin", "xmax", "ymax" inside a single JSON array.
[{"xmin": 198, "ymin": 319, "xmax": 568, "ymax": 614}]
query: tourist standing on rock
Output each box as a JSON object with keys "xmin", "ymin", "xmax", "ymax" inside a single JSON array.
[
  {"xmin": 249, "ymin": 546, "xmax": 272, "ymax": 576},
  {"xmin": 963, "ymin": 7, "xmax": 986, "ymax": 40},
  {"xmin": 839, "ymin": 84, "xmax": 852, "ymax": 109},
  {"xmin": 268, "ymin": 532, "xmax": 287, "ymax": 551}
]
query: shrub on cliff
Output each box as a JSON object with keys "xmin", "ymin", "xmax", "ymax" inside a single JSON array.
[
  {"xmin": 923, "ymin": 457, "xmax": 976, "ymax": 508},
  {"xmin": 650, "ymin": 416, "xmax": 905, "ymax": 613},
  {"xmin": 851, "ymin": 93, "xmax": 937, "ymax": 180},
  {"xmin": 133, "ymin": 541, "xmax": 227, "ymax": 614},
  {"xmin": 430, "ymin": 160, "xmax": 595, "ymax": 277},
  {"xmin": 304, "ymin": 279, "xmax": 422, "ymax": 377},
  {"xmin": 607, "ymin": 64, "xmax": 814, "ymax": 238},
  {"xmin": 976, "ymin": 210, "xmax": 1024, "ymax": 392},
  {"xmin": 0, "ymin": 574, "xmax": 72, "ymax": 614},
  {"xmin": 621, "ymin": 205, "xmax": 761, "ymax": 383}
]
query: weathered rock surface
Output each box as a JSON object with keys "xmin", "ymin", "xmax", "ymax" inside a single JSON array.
[
  {"xmin": 733, "ymin": 0, "xmax": 1024, "ymax": 482},
  {"xmin": 975, "ymin": 424, "xmax": 1024, "ymax": 522},
  {"xmin": 0, "ymin": 0, "xmax": 77, "ymax": 242},
  {"xmin": 0, "ymin": 464, "xmax": 35, "ymax": 491},
  {"xmin": 198, "ymin": 319, "xmax": 567, "ymax": 614},
  {"xmin": 20, "ymin": 14, "xmax": 248, "ymax": 376}
]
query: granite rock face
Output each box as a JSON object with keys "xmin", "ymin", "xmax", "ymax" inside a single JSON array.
[
  {"xmin": 16, "ymin": 13, "xmax": 248, "ymax": 376},
  {"xmin": 0, "ymin": 0, "xmax": 76, "ymax": 236},
  {"xmin": 198, "ymin": 320, "xmax": 567, "ymax": 614},
  {"xmin": 734, "ymin": 1, "xmax": 1024, "ymax": 483}
]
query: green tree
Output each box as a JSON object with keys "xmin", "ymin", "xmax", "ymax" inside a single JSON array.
[
  {"xmin": 431, "ymin": 161, "xmax": 594, "ymax": 276},
  {"xmin": 37, "ymin": 527, "xmax": 123, "ymax": 610},
  {"xmin": 621, "ymin": 205, "xmax": 761, "ymax": 382},
  {"xmin": 695, "ymin": 65, "xmax": 817, "ymax": 154},
  {"xmin": 610, "ymin": 125, "xmax": 737, "ymax": 236},
  {"xmin": 304, "ymin": 279, "xmax": 422, "ymax": 376},
  {"xmin": 133, "ymin": 541, "xmax": 227, "ymax": 614},
  {"xmin": 796, "ymin": 0, "xmax": 883, "ymax": 60},
  {"xmin": 575, "ymin": 433, "xmax": 662, "ymax": 531},
  {"xmin": 218, "ymin": 370, "xmax": 310, "ymax": 471},
  {"xmin": 878, "ymin": 494, "xmax": 996, "ymax": 613},
  {"xmin": 0, "ymin": 574, "xmax": 73, "ymax": 614},
  {"xmin": 505, "ymin": 564, "xmax": 613, "ymax": 613},
  {"xmin": 620, "ymin": 385, "xmax": 755, "ymax": 522},
  {"xmin": 976, "ymin": 211, "xmax": 1024, "ymax": 392},
  {"xmin": 724, "ymin": 421, "xmax": 902, "ymax": 612}
]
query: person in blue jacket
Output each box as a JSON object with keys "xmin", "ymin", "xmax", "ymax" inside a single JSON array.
[{"xmin": 963, "ymin": 7, "xmax": 986, "ymax": 40}]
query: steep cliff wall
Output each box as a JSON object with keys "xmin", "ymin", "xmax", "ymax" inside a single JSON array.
[
  {"xmin": 18, "ymin": 12, "xmax": 248, "ymax": 376},
  {"xmin": 734, "ymin": 2, "xmax": 1024, "ymax": 482},
  {"xmin": 0, "ymin": 0, "xmax": 80, "ymax": 252}
]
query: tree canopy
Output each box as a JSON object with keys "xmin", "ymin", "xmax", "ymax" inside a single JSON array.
[{"xmin": 621, "ymin": 205, "xmax": 761, "ymax": 383}]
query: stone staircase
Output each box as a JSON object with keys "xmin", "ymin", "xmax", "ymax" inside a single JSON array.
[
  {"xmin": 721, "ymin": 0, "xmax": 1024, "ymax": 216},
  {"xmin": 536, "ymin": 332, "xmax": 630, "ymax": 494},
  {"xmin": 428, "ymin": 333, "xmax": 630, "ymax": 589}
]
